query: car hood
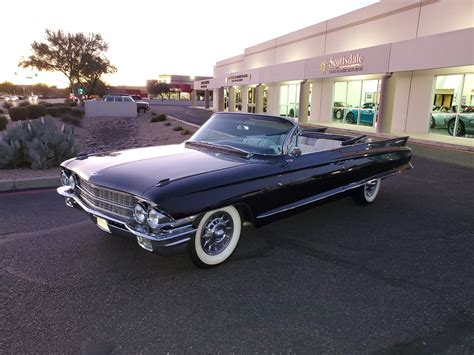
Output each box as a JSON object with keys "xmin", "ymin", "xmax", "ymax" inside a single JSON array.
[{"xmin": 62, "ymin": 144, "xmax": 248, "ymax": 196}]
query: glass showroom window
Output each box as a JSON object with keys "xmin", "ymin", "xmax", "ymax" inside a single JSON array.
[
  {"xmin": 248, "ymin": 87, "xmax": 256, "ymax": 113},
  {"xmin": 235, "ymin": 88, "xmax": 242, "ymax": 111},
  {"xmin": 263, "ymin": 86, "xmax": 268, "ymax": 113},
  {"xmin": 224, "ymin": 88, "xmax": 229, "ymax": 111},
  {"xmin": 280, "ymin": 84, "xmax": 300, "ymax": 118},
  {"xmin": 430, "ymin": 74, "xmax": 474, "ymax": 138},
  {"xmin": 332, "ymin": 79, "xmax": 380, "ymax": 127}
]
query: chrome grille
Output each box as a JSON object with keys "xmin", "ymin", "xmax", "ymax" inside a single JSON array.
[{"xmin": 76, "ymin": 176, "xmax": 136, "ymax": 221}]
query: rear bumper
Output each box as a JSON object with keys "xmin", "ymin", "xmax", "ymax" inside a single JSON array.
[{"xmin": 57, "ymin": 186, "xmax": 195, "ymax": 251}]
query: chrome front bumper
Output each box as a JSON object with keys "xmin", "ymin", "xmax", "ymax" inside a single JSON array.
[{"xmin": 57, "ymin": 186, "xmax": 196, "ymax": 250}]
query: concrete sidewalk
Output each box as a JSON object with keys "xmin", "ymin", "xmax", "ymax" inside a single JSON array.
[{"xmin": 0, "ymin": 176, "xmax": 59, "ymax": 192}]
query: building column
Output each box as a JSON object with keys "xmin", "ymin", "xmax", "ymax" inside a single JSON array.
[
  {"xmin": 298, "ymin": 80, "xmax": 310, "ymax": 123},
  {"xmin": 217, "ymin": 87, "xmax": 225, "ymax": 112},
  {"xmin": 191, "ymin": 90, "xmax": 197, "ymax": 107},
  {"xmin": 266, "ymin": 84, "xmax": 280, "ymax": 116},
  {"xmin": 204, "ymin": 89, "xmax": 210, "ymax": 109},
  {"xmin": 228, "ymin": 86, "xmax": 236, "ymax": 112},
  {"xmin": 255, "ymin": 84, "xmax": 264, "ymax": 113},
  {"xmin": 242, "ymin": 86, "xmax": 248, "ymax": 113},
  {"xmin": 376, "ymin": 73, "xmax": 395, "ymax": 134}
]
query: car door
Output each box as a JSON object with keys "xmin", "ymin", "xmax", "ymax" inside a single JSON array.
[{"xmin": 282, "ymin": 148, "xmax": 351, "ymax": 205}]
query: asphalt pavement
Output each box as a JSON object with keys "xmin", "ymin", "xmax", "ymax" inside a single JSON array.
[
  {"xmin": 149, "ymin": 104, "xmax": 213, "ymax": 126},
  {"xmin": 1, "ymin": 149, "xmax": 473, "ymax": 353}
]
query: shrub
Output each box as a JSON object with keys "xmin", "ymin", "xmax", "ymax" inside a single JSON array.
[
  {"xmin": 64, "ymin": 99, "xmax": 77, "ymax": 107},
  {"xmin": 58, "ymin": 106, "xmax": 72, "ymax": 116},
  {"xmin": 2, "ymin": 101, "xmax": 12, "ymax": 109},
  {"xmin": 181, "ymin": 128, "xmax": 191, "ymax": 135},
  {"xmin": 0, "ymin": 109, "xmax": 3, "ymax": 114},
  {"xmin": 18, "ymin": 101, "xmax": 30, "ymax": 107},
  {"xmin": 151, "ymin": 113, "xmax": 167, "ymax": 122},
  {"xmin": 0, "ymin": 115, "xmax": 8, "ymax": 131},
  {"xmin": 46, "ymin": 107, "xmax": 60, "ymax": 117},
  {"xmin": 173, "ymin": 125, "xmax": 183, "ymax": 131},
  {"xmin": 70, "ymin": 108, "xmax": 84, "ymax": 118},
  {"xmin": 164, "ymin": 122, "xmax": 171, "ymax": 126},
  {"xmin": 60, "ymin": 115, "xmax": 82, "ymax": 127},
  {"xmin": 8, "ymin": 107, "xmax": 28, "ymax": 121},
  {"xmin": 0, "ymin": 116, "xmax": 79, "ymax": 170},
  {"xmin": 27, "ymin": 104, "xmax": 47, "ymax": 119}
]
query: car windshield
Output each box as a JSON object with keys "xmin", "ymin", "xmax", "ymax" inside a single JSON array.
[{"xmin": 187, "ymin": 113, "xmax": 295, "ymax": 156}]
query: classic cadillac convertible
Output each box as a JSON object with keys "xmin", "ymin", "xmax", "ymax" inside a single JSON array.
[{"xmin": 57, "ymin": 112, "xmax": 412, "ymax": 268}]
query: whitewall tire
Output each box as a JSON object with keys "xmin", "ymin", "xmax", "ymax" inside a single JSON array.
[
  {"xmin": 352, "ymin": 179, "xmax": 381, "ymax": 205},
  {"xmin": 188, "ymin": 206, "xmax": 242, "ymax": 268}
]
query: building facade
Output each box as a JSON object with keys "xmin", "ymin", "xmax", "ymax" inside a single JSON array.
[{"xmin": 194, "ymin": 0, "xmax": 474, "ymax": 147}]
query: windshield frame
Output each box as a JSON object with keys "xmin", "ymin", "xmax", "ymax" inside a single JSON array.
[{"xmin": 188, "ymin": 112, "xmax": 298, "ymax": 157}]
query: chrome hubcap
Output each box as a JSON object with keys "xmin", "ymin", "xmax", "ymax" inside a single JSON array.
[
  {"xmin": 364, "ymin": 180, "xmax": 378, "ymax": 198},
  {"xmin": 201, "ymin": 212, "xmax": 234, "ymax": 255}
]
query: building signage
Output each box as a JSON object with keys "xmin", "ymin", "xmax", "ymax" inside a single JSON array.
[
  {"xmin": 320, "ymin": 53, "xmax": 364, "ymax": 74},
  {"xmin": 225, "ymin": 73, "xmax": 251, "ymax": 84},
  {"xmin": 200, "ymin": 80, "xmax": 210, "ymax": 89}
]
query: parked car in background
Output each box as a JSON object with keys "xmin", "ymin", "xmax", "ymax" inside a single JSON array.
[
  {"xmin": 345, "ymin": 103, "xmax": 378, "ymax": 126},
  {"xmin": 431, "ymin": 105, "xmax": 474, "ymax": 136},
  {"xmin": 5, "ymin": 95, "xmax": 19, "ymax": 102},
  {"xmin": 104, "ymin": 95, "xmax": 150, "ymax": 114},
  {"xmin": 131, "ymin": 95, "xmax": 142, "ymax": 101},
  {"xmin": 57, "ymin": 112, "xmax": 412, "ymax": 268},
  {"xmin": 332, "ymin": 102, "xmax": 347, "ymax": 120}
]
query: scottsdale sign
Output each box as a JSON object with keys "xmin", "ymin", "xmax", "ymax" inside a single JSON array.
[{"xmin": 320, "ymin": 53, "xmax": 364, "ymax": 74}]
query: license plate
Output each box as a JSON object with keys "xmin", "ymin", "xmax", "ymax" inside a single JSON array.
[{"xmin": 96, "ymin": 217, "xmax": 111, "ymax": 233}]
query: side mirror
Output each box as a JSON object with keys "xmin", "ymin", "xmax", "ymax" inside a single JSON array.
[{"xmin": 290, "ymin": 147, "xmax": 302, "ymax": 157}]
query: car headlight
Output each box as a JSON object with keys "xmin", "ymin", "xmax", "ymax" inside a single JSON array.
[
  {"xmin": 133, "ymin": 203, "xmax": 147, "ymax": 224},
  {"xmin": 60, "ymin": 171, "xmax": 69, "ymax": 186},
  {"xmin": 147, "ymin": 208, "xmax": 168, "ymax": 229},
  {"xmin": 68, "ymin": 174, "xmax": 77, "ymax": 190}
]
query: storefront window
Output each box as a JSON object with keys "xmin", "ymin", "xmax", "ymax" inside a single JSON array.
[
  {"xmin": 248, "ymin": 87, "xmax": 256, "ymax": 113},
  {"xmin": 332, "ymin": 79, "xmax": 380, "ymax": 127},
  {"xmin": 280, "ymin": 84, "xmax": 300, "ymax": 118},
  {"xmin": 263, "ymin": 86, "xmax": 268, "ymax": 113},
  {"xmin": 235, "ymin": 88, "xmax": 242, "ymax": 111},
  {"xmin": 430, "ymin": 74, "xmax": 474, "ymax": 139},
  {"xmin": 224, "ymin": 88, "xmax": 229, "ymax": 111}
]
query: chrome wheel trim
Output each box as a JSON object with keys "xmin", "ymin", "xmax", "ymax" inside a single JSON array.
[{"xmin": 200, "ymin": 211, "xmax": 234, "ymax": 256}]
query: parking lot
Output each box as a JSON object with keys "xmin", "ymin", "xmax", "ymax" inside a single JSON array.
[{"xmin": 1, "ymin": 142, "xmax": 473, "ymax": 353}]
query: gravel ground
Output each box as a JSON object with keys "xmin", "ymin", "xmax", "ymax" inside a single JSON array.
[{"xmin": 0, "ymin": 111, "xmax": 197, "ymax": 180}]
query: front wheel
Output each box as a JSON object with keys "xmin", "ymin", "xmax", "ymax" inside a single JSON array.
[
  {"xmin": 447, "ymin": 119, "xmax": 465, "ymax": 136},
  {"xmin": 351, "ymin": 179, "xmax": 381, "ymax": 205},
  {"xmin": 346, "ymin": 112, "xmax": 355, "ymax": 124},
  {"xmin": 188, "ymin": 206, "xmax": 242, "ymax": 268},
  {"xmin": 138, "ymin": 107, "xmax": 146, "ymax": 114}
]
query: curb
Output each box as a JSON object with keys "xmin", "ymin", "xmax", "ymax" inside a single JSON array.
[
  {"xmin": 167, "ymin": 115, "xmax": 200, "ymax": 129},
  {"xmin": 0, "ymin": 176, "xmax": 59, "ymax": 192}
]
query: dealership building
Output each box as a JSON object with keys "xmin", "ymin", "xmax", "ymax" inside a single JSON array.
[{"xmin": 193, "ymin": 0, "xmax": 474, "ymax": 148}]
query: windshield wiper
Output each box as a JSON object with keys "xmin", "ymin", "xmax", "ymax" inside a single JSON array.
[{"xmin": 185, "ymin": 141, "xmax": 253, "ymax": 158}]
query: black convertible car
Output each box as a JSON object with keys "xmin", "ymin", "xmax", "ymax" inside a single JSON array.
[{"xmin": 57, "ymin": 112, "xmax": 412, "ymax": 268}]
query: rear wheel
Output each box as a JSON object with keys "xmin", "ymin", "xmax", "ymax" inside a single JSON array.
[
  {"xmin": 352, "ymin": 179, "xmax": 381, "ymax": 205},
  {"xmin": 188, "ymin": 206, "xmax": 242, "ymax": 268},
  {"xmin": 346, "ymin": 112, "xmax": 355, "ymax": 124},
  {"xmin": 335, "ymin": 109, "xmax": 343, "ymax": 120}
]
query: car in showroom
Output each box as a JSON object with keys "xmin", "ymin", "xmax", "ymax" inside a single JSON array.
[
  {"xmin": 332, "ymin": 101, "xmax": 348, "ymax": 120},
  {"xmin": 345, "ymin": 102, "xmax": 378, "ymax": 126},
  {"xmin": 57, "ymin": 112, "xmax": 412, "ymax": 268},
  {"xmin": 430, "ymin": 106, "xmax": 474, "ymax": 136},
  {"xmin": 104, "ymin": 95, "xmax": 150, "ymax": 114}
]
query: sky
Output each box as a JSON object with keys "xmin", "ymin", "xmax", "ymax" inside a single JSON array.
[{"xmin": 1, "ymin": 0, "xmax": 378, "ymax": 88}]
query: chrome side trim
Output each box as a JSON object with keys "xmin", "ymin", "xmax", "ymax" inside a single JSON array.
[{"xmin": 256, "ymin": 169, "xmax": 404, "ymax": 219}]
